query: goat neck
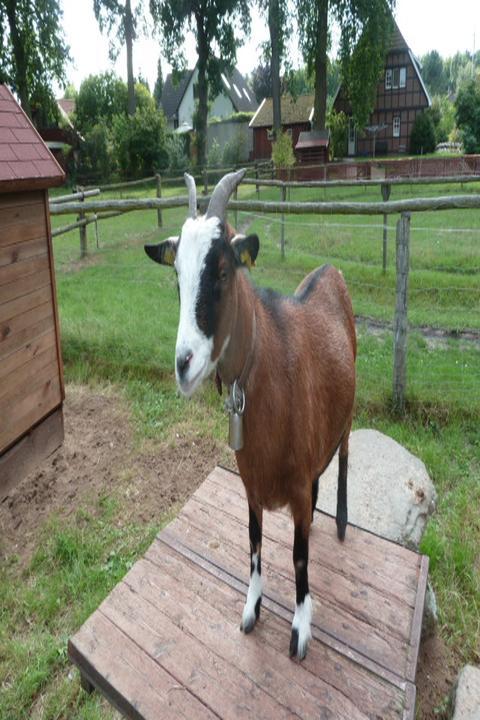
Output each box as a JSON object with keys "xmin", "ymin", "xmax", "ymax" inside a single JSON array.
[{"xmin": 218, "ymin": 271, "xmax": 256, "ymax": 389}]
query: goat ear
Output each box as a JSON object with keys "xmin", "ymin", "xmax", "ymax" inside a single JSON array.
[
  {"xmin": 144, "ymin": 237, "xmax": 178, "ymax": 266},
  {"xmin": 231, "ymin": 234, "xmax": 259, "ymax": 270}
]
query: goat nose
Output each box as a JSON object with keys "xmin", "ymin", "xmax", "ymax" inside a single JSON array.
[{"xmin": 176, "ymin": 351, "xmax": 193, "ymax": 378}]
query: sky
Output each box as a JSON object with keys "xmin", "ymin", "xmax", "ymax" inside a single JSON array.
[{"xmin": 61, "ymin": 0, "xmax": 479, "ymax": 94}]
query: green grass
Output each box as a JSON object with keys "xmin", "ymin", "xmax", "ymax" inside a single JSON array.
[{"xmin": 1, "ymin": 178, "xmax": 479, "ymax": 717}]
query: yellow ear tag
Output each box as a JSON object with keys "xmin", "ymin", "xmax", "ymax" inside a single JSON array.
[
  {"xmin": 240, "ymin": 250, "xmax": 252, "ymax": 269},
  {"xmin": 163, "ymin": 246, "xmax": 176, "ymax": 266}
]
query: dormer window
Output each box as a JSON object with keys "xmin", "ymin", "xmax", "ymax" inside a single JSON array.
[{"xmin": 385, "ymin": 67, "xmax": 407, "ymax": 90}]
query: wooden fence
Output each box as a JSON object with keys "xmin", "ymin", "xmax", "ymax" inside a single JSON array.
[{"xmin": 49, "ymin": 190, "xmax": 480, "ymax": 412}]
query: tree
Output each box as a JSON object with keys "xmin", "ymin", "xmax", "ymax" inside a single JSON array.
[
  {"xmin": 250, "ymin": 63, "xmax": 272, "ymax": 103},
  {"xmin": 455, "ymin": 76, "xmax": 480, "ymax": 153},
  {"xmin": 75, "ymin": 72, "xmax": 128, "ymax": 132},
  {"xmin": 112, "ymin": 104, "xmax": 168, "ymax": 176},
  {"xmin": 150, "ymin": 0, "xmax": 250, "ymax": 168},
  {"xmin": 409, "ymin": 110, "xmax": 436, "ymax": 154},
  {"xmin": 421, "ymin": 50, "xmax": 447, "ymax": 96},
  {"xmin": 153, "ymin": 56, "xmax": 163, "ymax": 106},
  {"xmin": 298, "ymin": 0, "xmax": 395, "ymax": 132},
  {"xmin": 93, "ymin": 0, "xmax": 144, "ymax": 115},
  {"xmin": 257, "ymin": 0, "xmax": 291, "ymax": 136},
  {"xmin": 0, "ymin": 0, "xmax": 70, "ymax": 118}
]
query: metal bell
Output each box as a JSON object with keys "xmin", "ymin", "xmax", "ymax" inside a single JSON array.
[{"xmin": 229, "ymin": 411, "xmax": 244, "ymax": 451}]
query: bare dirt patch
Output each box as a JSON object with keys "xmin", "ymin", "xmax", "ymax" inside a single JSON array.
[
  {"xmin": 416, "ymin": 634, "xmax": 458, "ymax": 719},
  {"xmin": 0, "ymin": 384, "xmax": 222, "ymax": 563}
]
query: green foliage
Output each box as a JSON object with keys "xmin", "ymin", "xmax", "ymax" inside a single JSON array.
[
  {"xmin": 63, "ymin": 82, "xmax": 78, "ymax": 101},
  {"xmin": 455, "ymin": 76, "xmax": 480, "ymax": 153},
  {"xmin": 153, "ymin": 55, "xmax": 164, "ymax": 106},
  {"xmin": 250, "ymin": 63, "xmax": 272, "ymax": 103},
  {"xmin": 75, "ymin": 72, "xmax": 128, "ymax": 132},
  {"xmin": 207, "ymin": 138, "xmax": 222, "ymax": 167},
  {"xmin": 222, "ymin": 129, "xmax": 247, "ymax": 166},
  {"xmin": 430, "ymin": 95, "xmax": 456, "ymax": 144},
  {"xmin": 93, "ymin": 0, "xmax": 144, "ymax": 62},
  {"xmin": 421, "ymin": 50, "xmax": 448, "ymax": 96},
  {"xmin": 326, "ymin": 109, "xmax": 347, "ymax": 159},
  {"xmin": 79, "ymin": 123, "xmax": 114, "ymax": 181},
  {"xmin": 166, "ymin": 133, "xmax": 189, "ymax": 171},
  {"xmin": 284, "ymin": 65, "xmax": 314, "ymax": 99},
  {"xmin": 271, "ymin": 130, "xmax": 295, "ymax": 168},
  {"xmin": 410, "ymin": 111, "xmax": 436, "ymax": 154},
  {"xmin": 208, "ymin": 111, "xmax": 255, "ymax": 124},
  {"xmin": 112, "ymin": 105, "xmax": 168, "ymax": 177},
  {"xmin": 0, "ymin": 0, "xmax": 70, "ymax": 117}
]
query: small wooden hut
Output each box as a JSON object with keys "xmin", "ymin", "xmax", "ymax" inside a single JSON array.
[{"xmin": 0, "ymin": 85, "xmax": 65, "ymax": 499}]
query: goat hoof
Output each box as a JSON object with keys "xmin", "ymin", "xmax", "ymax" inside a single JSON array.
[
  {"xmin": 241, "ymin": 597, "xmax": 261, "ymax": 634},
  {"xmin": 289, "ymin": 627, "xmax": 309, "ymax": 660},
  {"xmin": 336, "ymin": 513, "xmax": 347, "ymax": 541}
]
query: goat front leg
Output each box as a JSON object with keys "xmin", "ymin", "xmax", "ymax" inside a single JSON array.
[
  {"xmin": 336, "ymin": 427, "xmax": 351, "ymax": 541},
  {"xmin": 241, "ymin": 502, "xmax": 263, "ymax": 634},
  {"xmin": 290, "ymin": 508, "xmax": 312, "ymax": 660}
]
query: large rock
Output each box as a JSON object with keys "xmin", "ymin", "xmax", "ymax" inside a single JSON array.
[
  {"xmin": 317, "ymin": 429, "xmax": 437, "ymax": 550},
  {"xmin": 451, "ymin": 665, "xmax": 480, "ymax": 720}
]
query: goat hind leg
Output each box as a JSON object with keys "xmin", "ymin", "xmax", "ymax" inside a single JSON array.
[
  {"xmin": 241, "ymin": 502, "xmax": 263, "ymax": 633},
  {"xmin": 290, "ymin": 510, "xmax": 312, "ymax": 660},
  {"xmin": 336, "ymin": 430, "xmax": 350, "ymax": 541}
]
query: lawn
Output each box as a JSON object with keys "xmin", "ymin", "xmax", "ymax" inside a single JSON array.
[{"xmin": 0, "ymin": 177, "xmax": 479, "ymax": 719}]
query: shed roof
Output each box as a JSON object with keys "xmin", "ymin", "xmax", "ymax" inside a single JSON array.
[
  {"xmin": 249, "ymin": 95, "xmax": 314, "ymax": 128},
  {"xmin": 0, "ymin": 84, "xmax": 65, "ymax": 192},
  {"xmin": 295, "ymin": 130, "xmax": 329, "ymax": 150}
]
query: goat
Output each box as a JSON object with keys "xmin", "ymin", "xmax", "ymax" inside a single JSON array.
[{"xmin": 144, "ymin": 170, "xmax": 356, "ymax": 660}]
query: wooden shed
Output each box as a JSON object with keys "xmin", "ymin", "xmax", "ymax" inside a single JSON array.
[{"xmin": 0, "ymin": 84, "xmax": 65, "ymax": 499}]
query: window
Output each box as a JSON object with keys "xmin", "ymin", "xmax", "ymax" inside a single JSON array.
[
  {"xmin": 399, "ymin": 67, "xmax": 407, "ymax": 88},
  {"xmin": 232, "ymin": 83, "xmax": 242, "ymax": 99},
  {"xmin": 385, "ymin": 69, "xmax": 392, "ymax": 89},
  {"xmin": 393, "ymin": 116, "xmax": 401, "ymax": 138},
  {"xmin": 392, "ymin": 68, "xmax": 399, "ymax": 89}
]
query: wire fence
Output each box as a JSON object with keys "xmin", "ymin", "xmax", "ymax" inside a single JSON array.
[{"xmin": 50, "ymin": 180, "xmax": 480, "ymax": 415}]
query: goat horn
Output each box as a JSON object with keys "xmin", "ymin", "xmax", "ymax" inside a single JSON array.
[
  {"xmin": 184, "ymin": 172, "xmax": 197, "ymax": 218},
  {"xmin": 206, "ymin": 168, "xmax": 246, "ymax": 223}
]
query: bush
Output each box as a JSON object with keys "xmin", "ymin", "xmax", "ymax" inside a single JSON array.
[
  {"xmin": 112, "ymin": 107, "xmax": 169, "ymax": 178},
  {"xmin": 166, "ymin": 134, "xmax": 189, "ymax": 172},
  {"xmin": 222, "ymin": 130, "xmax": 246, "ymax": 166},
  {"xmin": 327, "ymin": 110, "xmax": 348, "ymax": 159},
  {"xmin": 455, "ymin": 77, "xmax": 480, "ymax": 153},
  {"xmin": 410, "ymin": 111, "xmax": 436, "ymax": 154},
  {"xmin": 78, "ymin": 122, "xmax": 114, "ymax": 181},
  {"xmin": 271, "ymin": 131, "xmax": 295, "ymax": 168},
  {"xmin": 207, "ymin": 138, "xmax": 222, "ymax": 167}
]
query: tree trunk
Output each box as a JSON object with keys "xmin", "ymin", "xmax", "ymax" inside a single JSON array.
[
  {"xmin": 312, "ymin": 0, "xmax": 328, "ymax": 131},
  {"xmin": 195, "ymin": 17, "xmax": 209, "ymax": 169},
  {"xmin": 5, "ymin": 0, "xmax": 31, "ymax": 118},
  {"xmin": 269, "ymin": 0, "xmax": 281, "ymax": 137},
  {"xmin": 125, "ymin": 0, "xmax": 136, "ymax": 116}
]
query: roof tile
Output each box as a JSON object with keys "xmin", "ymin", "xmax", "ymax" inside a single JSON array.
[
  {"xmin": 250, "ymin": 95, "xmax": 314, "ymax": 128},
  {"xmin": 0, "ymin": 84, "xmax": 64, "ymax": 189}
]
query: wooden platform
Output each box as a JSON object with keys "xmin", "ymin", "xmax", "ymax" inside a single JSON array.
[{"xmin": 69, "ymin": 466, "xmax": 429, "ymax": 719}]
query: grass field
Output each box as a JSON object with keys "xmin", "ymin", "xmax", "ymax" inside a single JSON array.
[{"xmin": 0, "ymin": 177, "xmax": 479, "ymax": 719}]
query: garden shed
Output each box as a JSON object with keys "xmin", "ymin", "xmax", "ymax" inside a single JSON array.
[{"xmin": 0, "ymin": 84, "xmax": 65, "ymax": 499}]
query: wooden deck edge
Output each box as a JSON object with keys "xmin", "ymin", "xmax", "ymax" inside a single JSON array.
[
  {"xmin": 406, "ymin": 553, "xmax": 430, "ymax": 682},
  {"xmin": 67, "ymin": 639, "xmax": 144, "ymax": 720},
  {"xmin": 403, "ymin": 682, "xmax": 417, "ymax": 720},
  {"xmin": 0, "ymin": 406, "xmax": 63, "ymax": 501},
  {"xmin": 159, "ymin": 526, "xmax": 410, "ymax": 692}
]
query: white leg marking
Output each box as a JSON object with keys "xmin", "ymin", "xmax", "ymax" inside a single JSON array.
[
  {"xmin": 292, "ymin": 593, "xmax": 312, "ymax": 659},
  {"xmin": 241, "ymin": 553, "xmax": 262, "ymax": 633}
]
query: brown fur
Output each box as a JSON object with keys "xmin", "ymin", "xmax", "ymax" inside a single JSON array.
[{"xmin": 217, "ymin": 264, "xmax": 356, "ymax": 526}]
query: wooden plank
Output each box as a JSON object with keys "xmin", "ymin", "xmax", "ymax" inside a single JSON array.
[
  {"xmin": 102, "ymin": 579, "xmax": 317, "ymax": 720},
  {"xmin": 0, "ymin": 371, "xmax": 61, "ymax": 452},
  {"xmin": 405, "ymin": 555, "xmax": 429, "ymax": 683},
  {"xmin": 0, "ymin": 302, "xmax": 53, "ymax": 359},
  {"xmin": 0, "ymin": 190, "xmax": 46, "ymax": 210},
  {"xmin": 167, "ymin": 510, "xmax": 411, "ymax": 679},
  {"xmin": 0, "ymin": 327, "xmax": 56, "ymax": 381},
  {"xmin": 0, "ymin": 253, "xmax": 49, "ymax": 288},
  {"xmin": 0, "ymin": 407, "xmax": 63, "ymax": 500},
  {"xmin": 136, "ymin": 547, "xmax": 407, "ymax": 718},
  {"xmin": 205, "ymin": 469, "xmax": 419, "ymax": 594},
  {"xmin": 0, "ymin": 285, "xmax": 52, "ymax": 324},
  {"xmin": 0, "ymin": 201, "xmax": 46, "ymax": 246},
  {"xmin": 43, "ymin": 192, "xmax": 65, "ymax": 400},
  {"xmin": 0, "ymin": 267, "xmax": 51, "ymax": 305},
  {"xmin": 0, "ymin": 345, "xmax": 58, "ymax": 403},
  {"xmin": 0, "ymin": 313, "xmax": 54, "ymax": 363},
  {"xmin": 183, "ymin": 487, "xmax": 416, "ymax": 639},
  {"xmin": 0, "ymin": 235, "xmax": 48, "ymax": 267},
  {"xmin": 68, "ymin": 612, "xmax": 216, "ymax": 720}
]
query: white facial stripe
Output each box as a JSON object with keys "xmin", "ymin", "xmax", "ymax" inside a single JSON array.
[{"xmin": 175, "ymin": 216, "xmax": 221, "ymax": 396}]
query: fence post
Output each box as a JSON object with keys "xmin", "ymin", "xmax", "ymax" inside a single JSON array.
[
  {"xmin": 78, "ymin": 186, "xmax": 87, "ymax": 258},
  {"xmin": 280, "ymin": 182, "xmax": 286, "ymax": 259},
  {"xmin": 255, "ymin": 161, "xmax": 260, "ymax": 200},
  {"xmin": 381, "ymin": 183, "xmax": 391, "ymax": 273},
  {"xmin": 156, "ymin": 174, "xmax": 163, "ymax": 227},
  {"xmin": 392, "ymin": 212, "xmax": 410, "ymax": 413}
]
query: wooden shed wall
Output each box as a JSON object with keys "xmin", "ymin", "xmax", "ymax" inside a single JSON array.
[{"xmin": 0, "ymin": 189, "xmax": 63, "ymax": 455}]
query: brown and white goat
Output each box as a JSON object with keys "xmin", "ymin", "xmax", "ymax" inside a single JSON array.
[{"xmin": 145, "ymin": 170, "xmax": 356, "ymax": 660}]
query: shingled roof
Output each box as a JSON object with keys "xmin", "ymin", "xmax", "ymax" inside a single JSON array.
[
  {"xmin": 0, "ymin": 84, "xmax": 65, "ymax": 192},
  {"xmin": 249, "ymin": 95, "xmax": 314, "ymax": 128}
]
